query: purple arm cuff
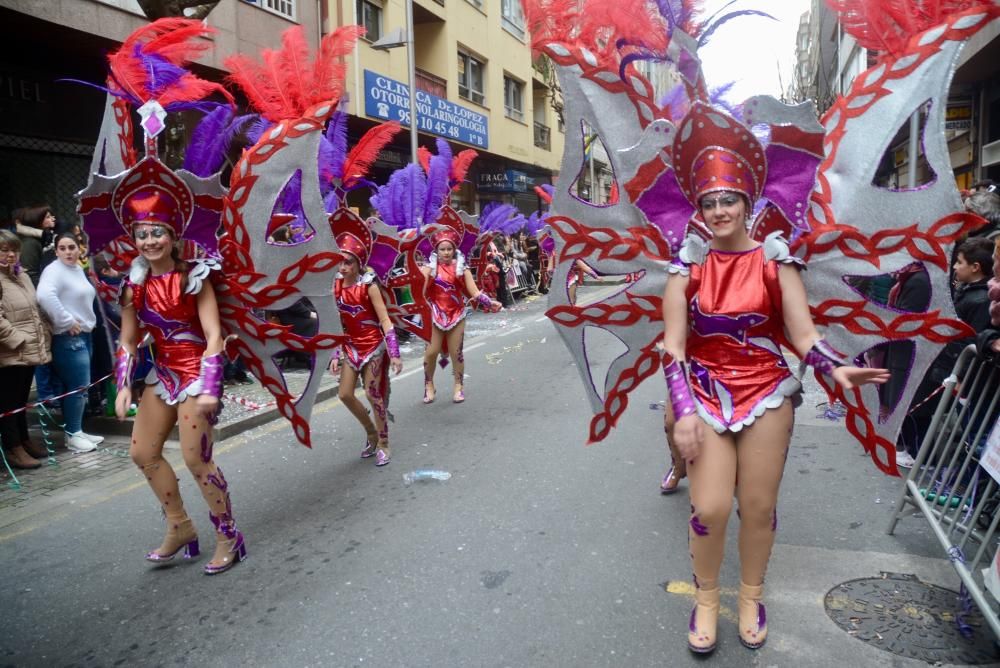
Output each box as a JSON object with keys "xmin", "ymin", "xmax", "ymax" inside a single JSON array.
[
  {"xmin": 803, "ymin": 339, "xmax": 847, "ymax": 377},
  {"xmin": 115, "ymin": 347, "xmax": 136, "ymax": 393},
  {"xmin": 663, "ymin": 358, "xmax": 697, "ymax": 418},
  {"xmin": 198, "ymin": 352, "xmax": 225, "ymax": 398},
  {"xmin": 476, "ymin": 292, "xmax": 493, "ymax": 310},
  {"xmin": 385, "ymin": 329, "xmax": 401, "ymax": 359}
]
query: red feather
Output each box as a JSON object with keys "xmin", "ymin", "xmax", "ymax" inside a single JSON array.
[
  {"xmin": 418, "ymin": 146, "xmax": 432, "ymax": 174},
  {"xmin": 341, "ymin": 122, "xmax": 402, "ymax": 187},
  {"xmin": 533, "ymin": 185, "xmax": 553, "ymax": 204},
  {"xmin": 825, "ymin": 0, "xmax": 995, "ymax": 58},
  {"xmin": 108, "ymin": 18, "xmax": 227, "ymax": 106},
  {"xmin": 226, "ymin": 25, "xmax": 363, "ymax": 121},
  {"xmin": 449, "ymin": 149, "xmax": 478, "ymax": 190}
]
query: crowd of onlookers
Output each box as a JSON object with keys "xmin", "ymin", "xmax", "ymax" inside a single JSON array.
[
  {"xmin": 1, "ymin": 205, "xmax": 111, "ymax": 469},
  {"xmin": 883, "ymin": 180, "xmax": 1000, "ymax": 467},
  {"xmin": 473, "ymin": 230, "xmax": 551, "ymax": 308}
]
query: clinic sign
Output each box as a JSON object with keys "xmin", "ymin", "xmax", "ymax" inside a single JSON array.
[
  {"xmin": 364, "ymin": 70, "xmax": 489, "ymax": 149},
  {"xmin": 478, "ymin": 168, "xmax": 530, "ymax": 193}
]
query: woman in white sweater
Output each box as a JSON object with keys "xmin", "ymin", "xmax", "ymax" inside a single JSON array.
[{"xmin": 36, "ymin": 233, "xmax": 104, "ymax": 452}]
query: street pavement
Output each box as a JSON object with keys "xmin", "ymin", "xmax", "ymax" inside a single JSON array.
[{"xmin": 0, "ymin": 287, "xmax": 988, "ymax": 667}]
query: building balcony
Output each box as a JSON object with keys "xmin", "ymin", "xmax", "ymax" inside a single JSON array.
[{"xmin": 534, "ymin": 121, "xmax": 551, "ymax": 151}]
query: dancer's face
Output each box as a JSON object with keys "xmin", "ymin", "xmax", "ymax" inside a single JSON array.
[
  {"xmin": 339, "ymin": 253, "xmax": 360, "ymax": 278},
  {"xmin": 699, "ymin": 191, "xmax": 748, "ymax": 241},
  {"xmin": 437, "ymin": 242, "xmax": 456, "ymax": 262},
  {"xmin": 133, "ymin": 223, "xmax": 174, "ymax": 264}
]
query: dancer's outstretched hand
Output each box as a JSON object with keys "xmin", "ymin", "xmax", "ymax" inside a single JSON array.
[
  {"xmin": 329, "ymin": 355, "xmax": 340, "ymax": 375},
  {"xmin": 832, "ymin": 365, "xmax": 891, "ymax": 390},
  {"xmin": 390, "ymin": 357, "xmax": 403, "ymax": 375},
  {"xmin": 673, "ymin": 413, "xmax": 705, "ymax": 462}
]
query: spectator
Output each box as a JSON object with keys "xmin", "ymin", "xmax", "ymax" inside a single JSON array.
[
  {"xmin": 964, "ymin": 189, "xmax": 1000, "ymax": 241},
  {"xmin": 15, "ymin": 205, "xmax": 56, "ymax": 286},
  {"xmin": 977, "ymin": 238, "xmax": 1000, "ymax": 360},
  {"xmin": 36, "ymin": 233, "xmax": 104, "ymax": 452},
  {"xmin": 898, "ymin": 238, "xmax": 996, "ymax": 462},
  {"xmin": 0, "ymin": 229, "xmax": 52, "ymax": 469},
  {"xmin": 269, "ymin": 297, "xmax": 318, "ymax": 369},
  {"xmin": 511, "ymin": 231, "xmax": 537, "ymax": 292},
  {"xmin": 879, "ymin": 262, "xmax": 930, "ymax": 426}
]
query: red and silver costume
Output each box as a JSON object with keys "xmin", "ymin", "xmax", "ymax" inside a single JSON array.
[
  {"xmin": 670, "ymin": 234, "xmax": 802, "ymax": 432},
  {"xmin": 427, "ymin": 253, "xmax": 470, "ymax": 331},
  {"xmin": 334, "ymin": 271, "xmax": 387, "ymax": 370}
]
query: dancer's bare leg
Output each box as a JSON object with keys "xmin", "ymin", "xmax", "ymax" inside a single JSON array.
[
  {"xmin": 445, "ymin": 320, "xmax": 466, "ymax": 402},
  {"xmin": 339, "ymin": 363, "xmax": 377, "ymax": 452},
  {"xmin": 731, "ymin": 400, "xmax": 793, "ymax": 647},
  {"xmin": 177, "ymin": 398, "xmax": 245, "ymax": 573},
  {"xmin": 362, "ymin": 353, "xmax": 390, "ymax": 464},
  {"xmin": 422, "ymin": 326, "xmax": 444, "ymax": 402},
  {"xmin": 130, "ymin": 391, "xmax": 195, "ymax": 560}
]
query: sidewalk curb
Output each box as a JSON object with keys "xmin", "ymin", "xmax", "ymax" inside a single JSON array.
[{"xmin": 83, "ymin": 383, "xmax": 341, "ymax": 443}]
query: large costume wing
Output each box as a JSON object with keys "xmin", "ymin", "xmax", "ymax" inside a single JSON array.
[
  {"xmin": 797, "ymin": 3, "xmax": 1000, "ymax": 474},
  {"xmin": 219, "ymin": 27, "xmax": 366, "ymax": 447}
]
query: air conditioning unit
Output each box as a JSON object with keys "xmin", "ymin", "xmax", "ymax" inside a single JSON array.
[{"xmin": 984, "ymin": 139, "xmax": 1000, "ymax": 167}]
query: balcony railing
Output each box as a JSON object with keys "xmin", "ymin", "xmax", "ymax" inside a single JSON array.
[{"xmin": 534, "ymin": 121, "xmax": 551, "ymax": 151}]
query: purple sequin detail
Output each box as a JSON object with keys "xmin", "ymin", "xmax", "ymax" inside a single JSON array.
[
  {"xmin": 385, "ymin": 329, "xmax": 401, "ymax": 358},
  {"xmin": 690, "ymin": 514, "xmax": 709, "ymax": 537},
  {"xmin": 207, "ymin": 467, "xmax": 228, "ymax": 493},
  {"xmin": 476, "ymin": 292, "xmax": 493, "ymax": 309},
  {"xmin": 200, "ymin": 432, "xmax": 212, "ymax": 464},
  {"xmin": 757, "ymin": 603, "xmax": 766, "ymax": 630},
  {"xmin": 690, "ymin": 359, "xmax": 713, "ymax": 396},
  {"xmin": 690, "ymin": 298, "xmax": 767, "ymax": 344},
  {"xmin": 115, "ymin": 348, "xmax": 136, "ymax": 392},
  {"xmin": 663, "ymin": 359, "xmax": 696, "ymax": 418},
  {"xmin": 803, "ymin": 348, "xmax": 836, "ymax": 376},
  {"xmin": 689, "ymin": 607, "xmax": 698, "ymax": 632},
  {"xmin": 199, "ymin": 352, "xmax": 225, "ymax": 398}
]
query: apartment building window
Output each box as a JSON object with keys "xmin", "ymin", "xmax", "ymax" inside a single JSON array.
[
  {"xmin": 504, "ymin": 75, "xmax": 524, "ymax": 122},
  {"xmin": 458, "ymin": 51, "xmax": 485, "ymax": 106},
  {"xmin": 356, "ymin": 0, "xmax": 382, "ymax": 41},
  {"xmin": 465, "ymin": 0, "xmax": 483, "ymax": 8},
  {"xmin": 261, "ymin": 0, "xmax": 296, "ymax": 20},
  {"xmin": 501, "ymin": 0, "xmax": 525, "ymax": 39}
]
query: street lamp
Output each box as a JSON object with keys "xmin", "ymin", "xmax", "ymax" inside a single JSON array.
[{"xmin": 370, "ymin": 3, "xmax": 419, "ymax": 166}]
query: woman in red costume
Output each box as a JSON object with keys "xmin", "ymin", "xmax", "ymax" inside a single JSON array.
[
  {"xmin": 420, "ymin": 224, "xmax": 500, "ymax": 404},
  {"xmin": 329, "ymin": 212, "xmax": 402, "ymax": 466},
  {"xmin": 114, "ymin": 190, "xmax": 246, "ymax": 576},
  {"xmin": 661, "ymin": 117, "xmax": 889, "ymax": 651}
]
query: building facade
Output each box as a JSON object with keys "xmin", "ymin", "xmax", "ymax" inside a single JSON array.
[
  {"xmin": 793, "ymin": 0, "xmax": 1000, "ymax": 189},
  {"xmin": 0, "ymin": 0, "xmax": 563, "ymax": 225}
]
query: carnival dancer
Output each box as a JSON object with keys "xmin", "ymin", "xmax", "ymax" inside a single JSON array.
[
  {"xmin": 370, "ymin": 140, "xmax": 499, "ymax": 405},
  {"xmin": 77, "ymin": 18, "xmax": 245, "ymax": 574},
  {"xmin": 661, "ymin": 109, "xmax": 889, "ymax": 653},
  {"xmin": 419, "ymin": 221, "xmax": 501, "ymax": 404},
  {"xmin": 329, "ymin": 209, "xmax": 402, "ymax": 466}
]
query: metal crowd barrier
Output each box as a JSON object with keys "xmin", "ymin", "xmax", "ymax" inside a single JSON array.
[{"xmin": 888, "ymin": 344, "xmax": 1000, "ymax": 639}]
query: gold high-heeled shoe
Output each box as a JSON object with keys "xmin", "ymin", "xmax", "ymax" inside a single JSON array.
[
  {"xmin": 738, "ymin": 581, "xmax": 767, "ymax": 649},
  {"xmin": 145, "ymin": 517, "xmax": 199, "ymax": 562},
  {"xmin": 688, "ymin": 585, "xmax": 720, "ymax": 654}
]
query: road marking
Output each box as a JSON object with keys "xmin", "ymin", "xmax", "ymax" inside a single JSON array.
[
  {"xmin": 535, "ymin": 316, "xmax": 549, "ymax": 323},
  {"xmin": 496, "ymin": 325, "xmax": 524, "ymax": 338}
]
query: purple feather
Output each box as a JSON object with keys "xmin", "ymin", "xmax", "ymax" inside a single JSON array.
[
  {"xmin": 524, "ymin": 211, "xmax": 548, "ymax": 237},
  {"xmin": 478, "ymin": 202, "xmax": 518, "ymax": 233},
  {"xmin": 135, "ymin": 46, "xmax": 188, "ymax": 97},
  {"xmin": 708, "ymin": 81, "xmax": 740, "ymax": 118},
  {"xmin": 327, "ymin": 111, "xmax": 349, "ymax": 181},
  {"xmin": 503, "ymin": 212, "xmax": 528, "ymax": 236},
  {"xmin": 318, "ymin": 136, "xmax": 334, "ymax": 196},
  {"xmin": 659, "ymin": 82, "xmax": 688, "ymax": 121},
  {"xmin": 371, "ymin": 163, "xmax": 426, "ymax": 230},
  {"xmin": 423, "ymin": 138, "xmax": 452, "ymax": 225},
  {"xmin": 324, "ymin": 189, "xmax": 339, "ymax": 213},
  {"xmin": 280, "ymin": 170, "xmax": 304, "ymax": 217},
  {"xmin": 539, "ymin": 184, "xmax": 555, "ymax": 199},
  {"xmin": 183, "ymin": 107, "xmax": 232, "ymax": 177},
  {"xmin": 245, "ymin": 116, "xmax": 274, "ymax": 146},
  {"xmin": 698, "ymin": 10, "xmax": 775, "ymax": 47}
]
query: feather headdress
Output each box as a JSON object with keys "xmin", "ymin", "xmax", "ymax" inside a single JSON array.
[{"xmin": 225, "ymin": 25, "xmax": 364, "ymax": 122}]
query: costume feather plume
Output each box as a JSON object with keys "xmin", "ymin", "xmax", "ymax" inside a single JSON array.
[
  {"xmin": 225, "ymin": 25, "xmax": 362, "ymax": 121},
  {"xmin": 370, "ymin": 163, "xmax": 427, "ymax": 230},
  {"xmin": 525, "ymin": 210, "xmax": 548, "ymax": 237},
  {"xmin": 423, "ymin": 138, "xmax": 452, "ymax": 224},
  {"xmin": 106, "ymin": 18, "xmax": 233, "ymax": 110},
  {"xmin": 341, "ymin": 122, "xmax": 401, "ymax": 188},
  {"xmin": 826, "ymin": 0, "xmax": 993, "ymax": 58},
  {"xmin": 417, "ymin": 146, "xmax": 432, "ymax": 174},
  {"xmin": 697, "ymin": 5, "xmax": 775, "ymax": 47},
  {"xmin": 449, "ymin": 149, "xmax": 478, "ymax": 190},
  {"xmin": 323, "ymin": 110, "xmax": 349, "ymax": 182},
  {"xmin": 534, "ymin": 184, "xmax": 554, "ymax": 204},
  {"xmin": 478, "ymin": 202, "xmax": 520, "ymax": 234},
  {"xmin": 184, "ymin": 108, "xmax": 255, "ymax": 177}
]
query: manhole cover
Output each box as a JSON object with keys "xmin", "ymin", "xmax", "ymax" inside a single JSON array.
[{"xmin": 825, "ymin": 572, "xmax": 998, "ymax": 664}]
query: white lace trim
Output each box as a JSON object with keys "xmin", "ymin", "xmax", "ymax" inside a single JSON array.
[
  {"xmin": 427, "ymin": 250, "xmax": 466, "ymax": 277},
  {"xmin": 145, "ymin": 367, "xmax": 202, "ymax": 405},
  {"xmin": 697, "ymin": 373, "xmax": 802, "ymax": 434}
]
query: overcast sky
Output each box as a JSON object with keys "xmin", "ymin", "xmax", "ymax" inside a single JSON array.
[{"xmin": 696, "ymin": 0, "xmax": 812, "ymax": 102}]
